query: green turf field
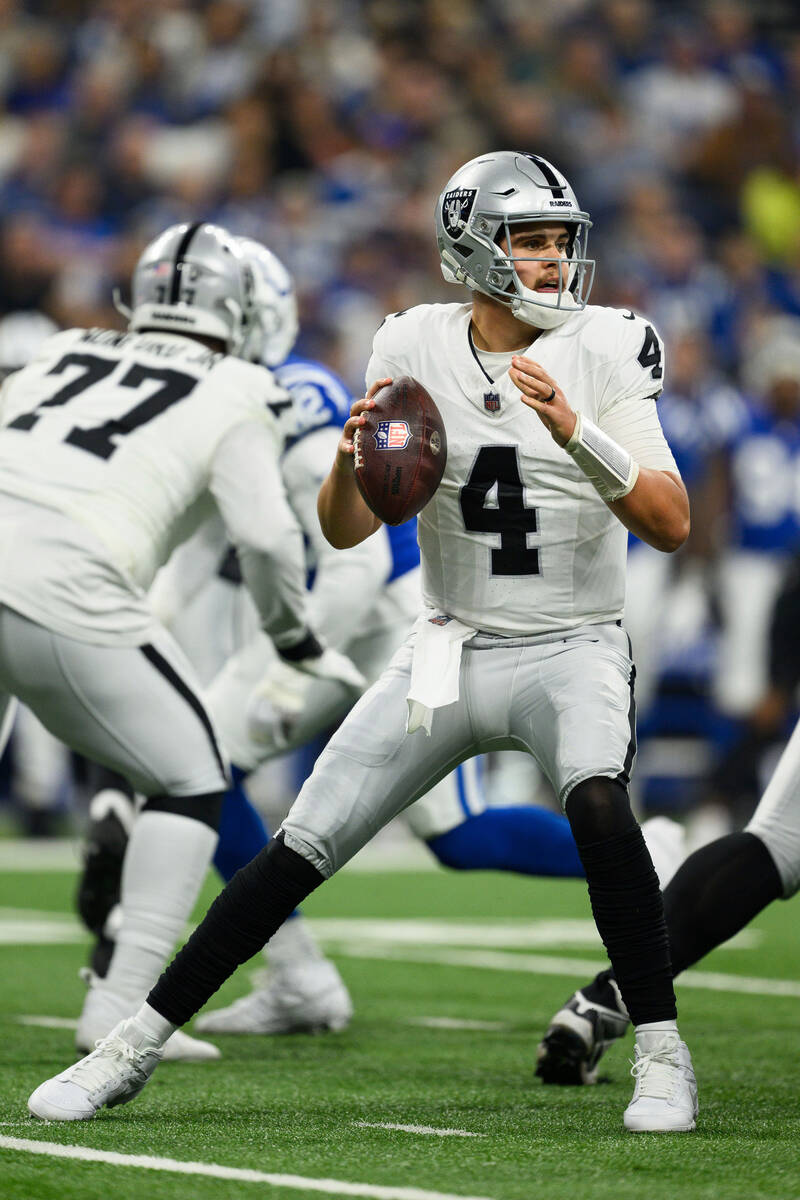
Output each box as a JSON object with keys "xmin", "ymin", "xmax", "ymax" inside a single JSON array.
[{"xmin": 0, "ymin": 850, "xmax": 799, "ymax": 1200}]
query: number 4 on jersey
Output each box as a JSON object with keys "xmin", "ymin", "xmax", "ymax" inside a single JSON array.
[
  {"xmin": 638, "ymin": 324, "xmax": 663, "ymax": 380},
  {"xmin": 460, "ymin": 445, "xmax": 541, "ymax": 576}
]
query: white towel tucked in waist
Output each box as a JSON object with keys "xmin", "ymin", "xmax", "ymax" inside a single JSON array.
[{"xmin": 406, "ymin": 611, "xmax": 477, "ymax": 736}]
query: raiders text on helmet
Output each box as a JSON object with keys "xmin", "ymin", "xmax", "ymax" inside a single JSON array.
[
  {"xmin": 435, "ymin": 151, "xmax": 594, "ymax": 330},
  {"xmin": 130, "ymin": 223, "xmax": 256, "ymax": 354},
  {"xmin": 237, "ymin": 238, "xmax": 299, "ymax": 368}
]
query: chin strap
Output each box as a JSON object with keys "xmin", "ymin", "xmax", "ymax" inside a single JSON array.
[{"xmin": 564, "ymin": 412, "xmax": 639, "ymax": 503}]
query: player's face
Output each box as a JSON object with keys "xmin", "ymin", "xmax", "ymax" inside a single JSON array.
[{"xmin": 502, "ymin": 224, "xmax": 571, "ymax": 293}]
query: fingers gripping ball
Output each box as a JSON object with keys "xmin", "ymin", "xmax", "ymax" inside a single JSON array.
[{"xmin": 353, "ymin": 376, "xmax": 447, "ymax": 525}]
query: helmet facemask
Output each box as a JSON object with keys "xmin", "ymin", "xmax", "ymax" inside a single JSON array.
[
  {"xmin": 487, "ymin": 216, "xmax": 594, "ymax": 329},
  {"xmin": 237, "ymin": 237, "xmax": 299, "ymax": 367}
]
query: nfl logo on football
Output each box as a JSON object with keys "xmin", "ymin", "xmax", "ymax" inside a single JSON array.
[{"xmin": 374, "ymin": 420, "xmax": 412, "ymax": 450}]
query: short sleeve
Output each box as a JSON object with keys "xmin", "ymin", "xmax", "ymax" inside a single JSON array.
[
  {"xmin": 599, "ymin": 313, "xmax": 666, "ymax": 417},
  {"xmin": 365, "ymin": 311, "xmax": 412, "ymax": 390}
]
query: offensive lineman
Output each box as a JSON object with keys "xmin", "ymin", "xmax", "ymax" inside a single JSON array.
[
  {"xmin": 0, "ymin": 222, "xmax": 354, "ymax": 1060},
  {"xmin": 29, "ymin": 152, "xmax": 696, "ymax": 1132}
]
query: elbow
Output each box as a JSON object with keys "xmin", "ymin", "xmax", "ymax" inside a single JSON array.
[
  {"xmin": 323, "ymin": 527, "xmax": 356, "ymax": 550},
  {"xmin": 657, "ymin": 512, "xmax": 691, "ymax": 553}
]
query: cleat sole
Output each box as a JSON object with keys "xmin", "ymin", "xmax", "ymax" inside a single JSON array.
[{"xmin": 535, "ymin": 1027, "xmax": 597, "ymax": 1086}]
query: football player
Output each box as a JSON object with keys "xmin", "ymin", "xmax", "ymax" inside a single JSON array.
[
  {"xmin": 29, "ymin": 153, "xmax": 696, "ymax": 1131},
  {"xmin": 0, "ymin": 222, "xmax": 355, "ymax": 1061},
  {"xmin": 88, "ymin": 238, "xmax": 683, "ymax": 1037}
]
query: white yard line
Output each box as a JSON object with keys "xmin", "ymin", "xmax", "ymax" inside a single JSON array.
[
  {"xmin": 355, "ymin": 1123, "xmax": 483, "ymax": 1139},
  {"xmin": 0, "ymin": 841, "xmax": 81, "ymax": 871},
  {"xmin": 0, "ymin": 835, "xmax": 436, "ymax": 874},
  {"xmin": 406, "ymin": 1018, "xmax": 509, "ymax": 1032},
  {"xmin": 0, "ymin": 1137, "xmax": 494, "ymax": 1200},
  {"xmin": 329, "ymin": 943, "xmax": 800, "ymax": 1000},
  {"xmin": 310, "ymin": 917, "xmax": 760, "ymax": 952},
  {"xmin": 15, "ymin": 1016, "xmax": 78, "ymax": 1030},
  {"xmin": 0, "ymin": 908, "xmax": 85, "ymax": 945}
]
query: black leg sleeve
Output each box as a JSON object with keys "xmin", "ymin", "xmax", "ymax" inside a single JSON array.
[
  {"xmin": 147, "ymin": 835, "xmax": 324, "ymax": 1026},
  {"xmin": 566, "ymin": 777, "xmax": 676, "ymax": 1027},
  {"xmin": 663, "ymin": 832, "xmax": 782, "ymax": 976}
]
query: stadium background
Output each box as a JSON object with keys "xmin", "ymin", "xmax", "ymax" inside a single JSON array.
[{"xmin": 0, "ymin": 0, "xmax": 799, "ymax": 845}]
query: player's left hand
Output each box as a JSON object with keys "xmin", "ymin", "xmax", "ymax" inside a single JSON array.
[{"xmin": 510, "ymin": 356, "xmax": 577, "ymax": 448}]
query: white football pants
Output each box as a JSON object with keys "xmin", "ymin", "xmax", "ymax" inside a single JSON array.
[
  {"xmin": 746, "ymin": 715, "xmax": 800, "ymax": 898},
  {"xmin": 0, "ymin": 605, "xmax": 228, "ymax": 798},
  {"xmin": 282, "ymin": 621, "xmax": 637, "ymax": 877}
]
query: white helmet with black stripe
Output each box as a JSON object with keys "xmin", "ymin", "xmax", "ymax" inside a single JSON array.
[
  {"xmin": 435, "ymin": 151, "xmax": 594, "ymax": 330},
  {"xmin": 129, "ymin": 222, "xmax": 255, "ymax": 354},
  {"xmin": 236, "ymin": 237, "xmax": 299, "ymax": 367}
]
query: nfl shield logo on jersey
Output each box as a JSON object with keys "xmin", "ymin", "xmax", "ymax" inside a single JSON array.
[
  {"xmin": 374, "ymin": 420, "xmax": 412, "ymax": 450},
  {"xmin": 441, "ymin": 188, "xmax": 478, "ymax": 239},
  {"xmin": 484, "ymin": 392, "xmax": 501, "ymax": 412}
]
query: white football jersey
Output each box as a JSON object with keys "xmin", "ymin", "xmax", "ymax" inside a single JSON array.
[
  {"xmin": 366, "ymin": 302, "xmax": 676, "ymax": 636},
  {"xmin": 0, "ymin": 327, "xmax": 306, "ymax": 644}
]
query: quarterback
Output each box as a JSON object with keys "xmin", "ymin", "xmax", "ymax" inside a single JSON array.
[{"xmin": 29, "ymin": 153, "xmax": 695, "ymax": 1132}]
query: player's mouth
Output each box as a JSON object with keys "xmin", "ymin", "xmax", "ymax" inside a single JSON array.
[{"xmin": 536, "ymin": 282, "xmax": 560, "ymax": 292}]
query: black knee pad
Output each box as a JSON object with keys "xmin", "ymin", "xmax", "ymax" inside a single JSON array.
[
  {"xmin": 142, "ymin": 790, "xmax": 225, "ymax": 831},
  {"xmin": 565, "ymin": 776, "xmax": 635, "ymax": 844}
]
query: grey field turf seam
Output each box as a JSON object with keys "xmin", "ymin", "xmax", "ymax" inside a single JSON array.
[{"xmin": 0, "ymin": 1136, "xmax": 496, "ymax": 1200}]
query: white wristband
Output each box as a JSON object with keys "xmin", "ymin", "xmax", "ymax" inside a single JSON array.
[{"xmin": 564, "ymin": 412, "xmax": 640, "ymax": 502}]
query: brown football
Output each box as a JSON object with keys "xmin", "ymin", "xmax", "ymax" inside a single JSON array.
[{"xmin": 353, "ymin": 376, "xmax": 447, "ymax": 525}]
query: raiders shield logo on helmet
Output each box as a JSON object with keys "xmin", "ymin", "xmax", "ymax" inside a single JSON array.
[{"xmin": 441, "ymin": 188, "xmax": 478, "ymax": 239}]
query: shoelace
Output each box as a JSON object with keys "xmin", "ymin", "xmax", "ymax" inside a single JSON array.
[
  {"xmin": 69, "ymin": 1035, "xmax": 149, "ymax": 1090},
  {"xmin": 629, "ymin": 1046, "xmax": 680, "ymax": 1100}
]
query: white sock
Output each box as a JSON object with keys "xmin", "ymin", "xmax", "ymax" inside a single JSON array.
[
  {"xmin": 635, "ymin": 1020, "xmax": 679, "ymax": 1051},
  {"xmin": 103, "ymin": 810, "xmax": 217, "ymax": 1004},
  {"xmin": 133, "ymin": 1001, "xmax": 177, "ymax": 1047},
  {"xmin": 264, "ymin": 914, "xmax": 324, "ymax": 971}
]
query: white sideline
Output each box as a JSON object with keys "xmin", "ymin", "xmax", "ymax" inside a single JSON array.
[
  {"xmin": 0, "ymin": 1136, "xmax": 494, "ymax": 1200},
  {"xmin": 354, "ymin": 1122, "xmax": 483, "ymax": 1138}
]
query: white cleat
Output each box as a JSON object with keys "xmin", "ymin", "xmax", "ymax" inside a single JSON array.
[
  {"xmin": 623, "ymin": 1033, "xmax": 698, "ymax": 1132},
  {"xmin": 76, "ymin": 977, "xmax": 220, "ymax": 1062},
  {"xmin": 28, "ymin": 1018, "xmax": 162, "ymax": 1121},
  {"xmin": 195, "ymin": 960, "xmax": 353, "ymax": 1035}
]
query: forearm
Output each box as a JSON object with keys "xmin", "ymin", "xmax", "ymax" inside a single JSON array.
[
  {"xmin": 608, "ymin": 469, "xmax": 690, "ymax": 553},
  {"xmin": 237, "ymin": 541, "xmax": 308, "ymax": 648},
  {"xmin": 317, "ymin": 458, "xmax": 382, "ymax": 549}
]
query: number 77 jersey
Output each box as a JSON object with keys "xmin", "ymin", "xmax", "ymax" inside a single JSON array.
[
  {"xmin": 0, "ymin": 326, "xmax": 292, "ymax": 598},
  {"xmin": 367, "ymin": 302, "xmax": 669, "ymax": 636}
]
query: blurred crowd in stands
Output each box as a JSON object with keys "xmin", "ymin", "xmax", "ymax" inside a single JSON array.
[{"xmin": 1, "ymin": 0, "xmax": 800, "ymax": 843}]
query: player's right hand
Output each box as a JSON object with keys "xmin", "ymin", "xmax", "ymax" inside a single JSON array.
[{"xmin": 335, "ymin": 378, "xmax": 391, "ymax": 469}]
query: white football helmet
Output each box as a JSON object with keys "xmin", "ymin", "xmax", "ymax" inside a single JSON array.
[
  {"xmin": 130, "ymin": 222, "xmax": 255, "ymax": 354},
  {"xmin": 435, "ymin": 150, "xmax": 594, "ymax": 330},
  {"xmin": 237, "ymin": 237, "xmax": 299, "ymax": 367}
]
